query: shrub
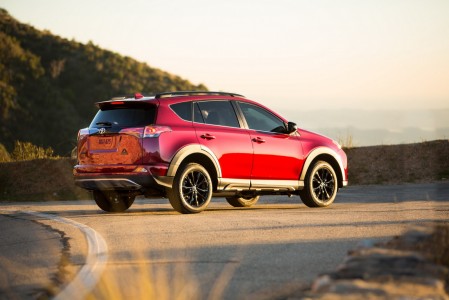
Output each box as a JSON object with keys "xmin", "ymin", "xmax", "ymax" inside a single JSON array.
[
  {"xmin": 338, "ymin": 134, "xmax": 355, "ymax": 149},
  {"xmin": 11, "ymin": 141, "xmax": 56, "ymax": 161},
  {"xmin": 0, "ymin": 143, "xmax": 11, "ymax": 162}
]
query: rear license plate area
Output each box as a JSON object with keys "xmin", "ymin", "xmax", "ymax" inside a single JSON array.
[{"xmin": 90, "ymin": 136, "xmax": 117, "ymax": 151}]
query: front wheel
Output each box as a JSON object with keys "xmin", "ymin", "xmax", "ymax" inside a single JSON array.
[
  {"xmin": 167, "ymin": 163, "xmax": 213, "ymax": 214},
  {"xmin": 93, "ymin": 190, "xmax": 135, "ymax": 212},
  {"xmin": 226, "ymin": 195, "xmax": 260, "ymax": 207},
  {"xmin": 299, "ymin": 161, "xmax": 338, "ymax": 207}
]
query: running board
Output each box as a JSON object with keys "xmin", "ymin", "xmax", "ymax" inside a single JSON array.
[{"xmin": 218, "ymin": 178, "xmax": 304, "ymax": 192}]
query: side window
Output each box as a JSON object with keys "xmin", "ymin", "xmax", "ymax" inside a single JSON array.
[
  {"xmin": 238, "ymin": 102, "xmax": 286, "ymax": 133},
  {"xmin": 197, "ymin": 101, "xmax": 240, "ymax": 128},
  {"xmin": 171, "ymin": 102, "xmax": 192, "ymax": 121}
]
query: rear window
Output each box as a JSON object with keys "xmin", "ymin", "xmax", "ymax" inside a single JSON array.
[{"xmin": 90, "ymin": 105, "xmax": 156, "ymax": 128}]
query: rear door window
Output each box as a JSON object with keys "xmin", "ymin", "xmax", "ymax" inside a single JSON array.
[{"xmin": 197, "ymin": 101, "xmax": 240, "ymax": 128}]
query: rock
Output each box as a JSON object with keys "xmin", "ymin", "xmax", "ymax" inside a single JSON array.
[{"xmin": 302, "ymin": 224, "xmax": 449, "ymax": 300}]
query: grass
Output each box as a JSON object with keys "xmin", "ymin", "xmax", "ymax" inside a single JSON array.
[
  {"xmin": 87, "ymin": 262, "xmax": 201, "ymax": 300},
  {"xmin": 85, "ymin": 253, "xmax": 241, "ymax": 300},
  {"xmin": 338, "ymin": 133, "xmax": 355, "ymax": 149}
]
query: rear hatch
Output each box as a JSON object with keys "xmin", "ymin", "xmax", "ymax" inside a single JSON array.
[{"xmin": 78, "ymin": 101, "xmax": 156, "ymax": 171}]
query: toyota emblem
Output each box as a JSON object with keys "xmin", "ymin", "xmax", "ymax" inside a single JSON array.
[{"xmin": 99, "ymin": 128, "xmax": 106, "ymax": 134}]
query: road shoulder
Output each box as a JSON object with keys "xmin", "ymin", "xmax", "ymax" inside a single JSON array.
[{"xmin": 0, "ymin": 212, "xmax": 62, "ymax": 298}]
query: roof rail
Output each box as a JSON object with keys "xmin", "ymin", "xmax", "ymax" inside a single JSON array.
[{"xmin": 155, "ymin": 91, "xmax": 244, "ymax": 99}]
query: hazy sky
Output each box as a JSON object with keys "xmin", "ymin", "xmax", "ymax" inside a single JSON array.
[{"xmin": 2, "ymin": 0, "xmax": 449, "ymax": 113}]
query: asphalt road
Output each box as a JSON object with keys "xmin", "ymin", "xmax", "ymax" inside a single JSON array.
[{"xmin": 1, "ymin": 182, "xmax": 448, "ymax": 299}]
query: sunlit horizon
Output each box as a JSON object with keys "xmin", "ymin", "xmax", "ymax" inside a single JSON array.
[{"xmin": 3, "ymin": 0, "xmax": 449, "ymax": 111}]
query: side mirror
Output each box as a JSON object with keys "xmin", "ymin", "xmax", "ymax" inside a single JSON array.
[{"xmin": 287, "ymin": 122, "xmax": 297, "ymax": 134}]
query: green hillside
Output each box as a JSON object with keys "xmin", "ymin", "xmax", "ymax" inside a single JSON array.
[{"xmin": 0, "ymin": 9, "xmax": 207, "ymax": 155}]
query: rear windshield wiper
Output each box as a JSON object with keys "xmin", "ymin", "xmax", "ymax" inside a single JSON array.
[{"xmin": 96, "ymin": 121, "xmax": 113, "ymax": 127}]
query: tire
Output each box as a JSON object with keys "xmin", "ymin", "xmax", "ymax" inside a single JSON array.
[
  {"xmin": 93, "ymin": 190, "xmax": 135, "ymax": 212},
  {"xmin": 167, "ymin": 163, "xmax": 213, "ymax": 214},
  {"xmin": 226, "ymin": 195, "xmax": 260, "ymax": 207},
  {"xmin": 299, "ymin": 161, "xmax": 338, "ymax": 207}
]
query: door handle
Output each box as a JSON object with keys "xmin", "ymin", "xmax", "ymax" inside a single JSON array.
[
  {"xmin": 200, "ymin": 134, "xmax": 216, "ymax": 140},
  {"xmin": 252, "ymin": 137, "xmax": 266, "ymax": 143}
]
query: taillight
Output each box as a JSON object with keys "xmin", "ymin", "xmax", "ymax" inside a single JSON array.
[
  {"xmin": 118, "ymin": 126, "xmax": 172, "ymax": 138},
  {"xmin": 143, "ymin": 126, "xmax": 172, "ymax": 138},
  {"xmin": 78, "ymin": 128, "xmax": 89, "ymax": 141},
  {"xmin": 119, "ymin": 127, "xmax": 143, "ymax": 137}
]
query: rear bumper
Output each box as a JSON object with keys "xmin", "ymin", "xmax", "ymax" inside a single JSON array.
[
  {"xmin": 73, "ymin": 163, "xmax": 174, "ymax": 191},
  {"xmin": 74, "ymin": 174, "xmax": 156, "ymax": 191}
]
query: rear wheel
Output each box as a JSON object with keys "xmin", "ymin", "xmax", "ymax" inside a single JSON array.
[
  {"xmin": 226, "ymin": 195, "xmax": 260, "ymax": 207},
  {"xmin": 167, "ymin": 163, "xmax": 213, "ymax": 214},
  {"xmin": 93, "ymin": 190, "xmax": 135, "ymax": 212},
  {"xmin": 299, "ymin": 161, "xmax": 338, "ymax": 207}
]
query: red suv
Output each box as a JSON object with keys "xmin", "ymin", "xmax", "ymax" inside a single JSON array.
[{"xmin": 74, "ymin": 91, "xmax": 348, "ymax": 213}]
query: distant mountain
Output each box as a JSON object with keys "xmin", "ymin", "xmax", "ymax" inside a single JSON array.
[
  {"xmin": 277, "ymin": 108, "xmax": 449, "ymax": 147},
  {"xmin": 315, "ymin": 126, "xmax": 449, "ymax": 147},
  {"xmin": 0, "ymin": 9, "xmax": 207, "ymax": 155}
]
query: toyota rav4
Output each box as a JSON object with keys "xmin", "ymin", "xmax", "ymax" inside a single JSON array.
[{"xmin": 74, "ymin": 91, "xmax": 348, "ymax": 213}]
